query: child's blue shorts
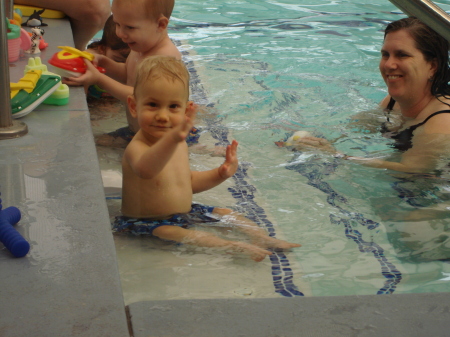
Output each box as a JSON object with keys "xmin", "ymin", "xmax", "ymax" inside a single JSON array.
[{"xmin": 112, "ymin": 203, "xmax": 220, "ymax": 236}]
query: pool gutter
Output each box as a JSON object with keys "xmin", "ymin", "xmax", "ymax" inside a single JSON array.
[{"xmin": 128, "ymin": 293, "xmax": 450, "ymax": 336}]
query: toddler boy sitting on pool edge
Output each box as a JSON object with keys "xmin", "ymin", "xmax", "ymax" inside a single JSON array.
[{"xmin": 113, "ymin": 56, "xmax": 301, "ymax": 261}]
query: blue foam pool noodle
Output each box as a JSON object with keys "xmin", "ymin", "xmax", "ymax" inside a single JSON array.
[
  {"xmin": 0, "ymin": 206, "xmax": 30, "ymax": 258},
  {"xmin": 2, "ymin": 206, "xmax": 21, "ymax": 224}
]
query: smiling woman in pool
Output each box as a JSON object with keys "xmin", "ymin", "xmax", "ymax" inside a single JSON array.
[{"xmin": 292, "ymin": 17, "xmax": 450, "ymax": 174}]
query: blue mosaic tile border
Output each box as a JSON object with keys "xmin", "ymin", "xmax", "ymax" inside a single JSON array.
[
  {"xmin": 184, "ymin": 53, "xmax": 304, "ymax": 297},
  {"xmin": 228, "ymin": 163, "xmax": 304, "ymax": 297},
  {"xmin": 286, "ymin": 153, "xmax": 402, "ymax": 294},
  {"xmin": 184, "ymin": 46, "xmax": 402, "ymax": 296}
]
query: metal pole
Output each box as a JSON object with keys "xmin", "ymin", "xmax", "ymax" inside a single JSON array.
[
  {"xmin": 4, "ymin": 0, "xmax": 12, "ymax": 19},
  {"xmin": 389, "ymin": 0, "xmax": 450, "ymax": 42},
  {"xmin": 0, "ymin": 0, "xmax": 28, "ymax": 140}
]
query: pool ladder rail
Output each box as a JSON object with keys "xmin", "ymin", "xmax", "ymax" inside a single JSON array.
[
  {"xmin": 0, "ymin": 0, "xmax": 28, "ymax": 140},
  {"xmin": 388, "ymin": 0, "xmax": 450, "ymax": 42}
]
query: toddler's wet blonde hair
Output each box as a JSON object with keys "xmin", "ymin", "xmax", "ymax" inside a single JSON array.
[{"xmin": 134, "ymin": 55, "xmax": 190, "ymax": 97}]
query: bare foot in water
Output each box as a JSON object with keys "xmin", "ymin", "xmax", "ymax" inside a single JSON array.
[
  {"xmin": 188, "ymin": 144, "xmax": 227, "ymax": 157},
  {"xmin": 230, "ymin": 241, "xmax": 273, "ymax": 262},
  {"xmin": 95, "ymin": 134, "xmax": 129, "ymax": 148},
  {"xmin": 95, "ymin": 126, "xmax": 135, "ymax": 148},
  {"xmin": 252, "ymin": 236, "xmax": 301, "ymax": 250}
]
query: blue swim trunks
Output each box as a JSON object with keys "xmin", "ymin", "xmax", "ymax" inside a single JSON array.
[
  {"xmin": 112, "ymin": 203, "xmax": 220, "ymax": 236},
  {"xmin": 186, "ymin": 126, "xmax": 201, "ymax": 145},
  {"xmin": 99, "ymin": 125, "xmax": 201, "ymax": 146},
  {"xmin": 87, "ymin": 84, "xmax": 113, "ymax": 99}
]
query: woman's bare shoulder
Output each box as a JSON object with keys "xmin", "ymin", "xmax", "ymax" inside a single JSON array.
[{"xmin": 424, "ymin": 111, "xmax": 450, "ymax": 134}]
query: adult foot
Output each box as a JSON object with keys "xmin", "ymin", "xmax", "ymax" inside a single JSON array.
[{"xmin": 95, "ymin": 126, "xmax": 135, "ymax": 148}]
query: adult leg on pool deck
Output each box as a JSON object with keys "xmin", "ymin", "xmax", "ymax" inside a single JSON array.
[{"xmin": 16, "ymin": 0, "xmax": 111, "ymax": 50}]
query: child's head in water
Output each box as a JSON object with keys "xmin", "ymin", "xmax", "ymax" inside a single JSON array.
[
  {"xmin": 128, "ymin": 56, "xmax": 192, "ymax": 141},
  {"xmin": 87, "ymin": 15, "xmax": 130, "ymax": 63}
]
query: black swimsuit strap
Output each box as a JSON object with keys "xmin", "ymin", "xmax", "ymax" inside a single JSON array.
[
  {"xmin": 383, "ymin": 97, "xmax": 396, "ymax": 124},
  {"xmin": 385, "ymin": 109, "xmax": 450, "ymax": 152},
  {"xmin": 386, "ymin": 97, "xmax": 396, "ymax": 111},
  {"xmin": 408, "ymin": 110, "xmax": 450, "ymax": 132}
]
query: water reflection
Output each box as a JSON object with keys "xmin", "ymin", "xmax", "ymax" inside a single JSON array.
[{"xmin": 373, "ymin": 173, "xmax": 450, "ymax": 262}]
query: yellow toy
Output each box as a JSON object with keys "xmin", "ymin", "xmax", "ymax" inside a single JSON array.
[
  {"xmin": 10, "ymin": 58, "xmax": 69, "ymax": 119},
  {"xmin": 12, "ymin": 12, "xmax": 21, "ymax": 26},
  {"xmin": 48, "ymin": 46, "xmax": 106, "ymax": 78},
  {"xmin": 14, "ymin": 5, "xmax": 65, "ymax": 19}
]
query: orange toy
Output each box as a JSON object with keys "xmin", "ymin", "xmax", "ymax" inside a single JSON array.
[{"xmin": 48, "ymin": 46, "xmax": 106, "ymax": 77}]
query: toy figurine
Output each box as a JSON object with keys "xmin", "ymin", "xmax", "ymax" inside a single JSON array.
[
  {"xmin": 27, "ymin": 29, "xmax": 48, "ymax": 50},
  {"xmin": 21, "ymin": 8, "xmax": 48, "ymax": 27},
  {"xmin": 25, "ymin": 27, "xmax": 44, "ymax": 54}
]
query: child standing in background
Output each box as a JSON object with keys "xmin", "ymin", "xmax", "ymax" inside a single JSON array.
[
  {"xmin": 85, "ymin": 15, "xmax": 131, "ymax": 99},
  {"xmin": 87, "ymin": 15, "xmax": 130, "ymax": 64},
  {"xmin": 113, "ymin": 56, "xmax": 301, "ymax": 261},
  {"xmin": 69, "ymin": 0, "xmax": 181, "ymax": 146}
]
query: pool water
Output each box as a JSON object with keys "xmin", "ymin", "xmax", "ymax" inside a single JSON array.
[{"xmin": 93, "ymin": 0, "xmax": 450, "ymax": 303}]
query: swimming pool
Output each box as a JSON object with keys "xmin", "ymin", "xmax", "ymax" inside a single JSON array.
[{"xmin": 94, "ymin": 0, "xmax": 450, "ymax": 303}]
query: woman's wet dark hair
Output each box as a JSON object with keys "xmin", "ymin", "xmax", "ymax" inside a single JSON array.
[
  {"xmin": 384, "ymin": 16, "xmax": 450, "ymax": 97},
  {"xmin": 87, "ymin": 15, "xmax": 129, "ymax": 51}
]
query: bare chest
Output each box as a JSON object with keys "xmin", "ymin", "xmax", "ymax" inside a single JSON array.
[{"xmin": 126, "ymin": 53, "xmax": 142, "ymax": 86}]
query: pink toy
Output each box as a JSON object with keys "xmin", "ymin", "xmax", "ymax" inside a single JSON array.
[
  {"xmin": 20, "ymin": 28, "xmax": 32, "ymax": 51},
  {"xmin": 6, "ymin": 19, "xmax": 20, "ymax": 62}
]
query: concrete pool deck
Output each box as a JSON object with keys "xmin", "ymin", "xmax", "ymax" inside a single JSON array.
[
  {"xmin": 0, "ymin": 18, "xmax": 129, "ymax": 336},
  {"xmin": 1, "ymin": 15, "xmax": 450, "ymax": 337}
]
